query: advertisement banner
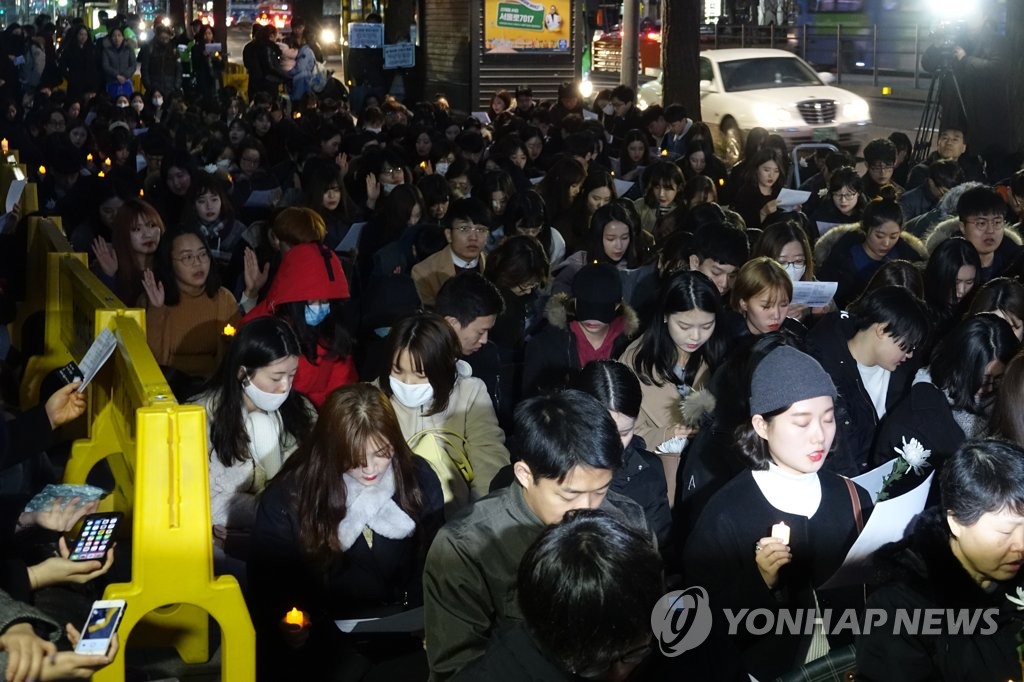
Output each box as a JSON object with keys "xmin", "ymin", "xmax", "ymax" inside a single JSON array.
[{"xmin": 484, "ymin": 0, "xmax": 570, "ymax": 54}]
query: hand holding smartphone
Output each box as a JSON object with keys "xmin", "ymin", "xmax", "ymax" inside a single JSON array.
[
  {"xmin": 69, "ymin": 512, "xmax": 122, "ymax": 562},
  {"xmin": 74, "ymin": 600, "xmax": 126, "ymax": 656}
]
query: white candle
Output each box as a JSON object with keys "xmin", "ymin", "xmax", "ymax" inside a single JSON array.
[{"xmin": 772, "ymin": 521, "xmax": 790, "ymax": 545}]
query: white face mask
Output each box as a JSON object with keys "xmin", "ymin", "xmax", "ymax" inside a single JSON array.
[
  {"xmin": 132, "ymin": 102, "xmax": 144, "ymax": 112},
  {"xmin": 435, "ymin": 161, "xmax": 450, "ymax": 176},
  {"xmin": 602, "ymin": 104, "xmax": 614, "ymax": 116},
  {"xmin": 783, "ymin": 262, "xmax": 806, "ymax": 282},
  {"xmin": 116, "ymin": 101, "xmax": 129, "ymax": 109},
  {"xmin": 381, "ymin": 182, "xmax": 399, "ymax": 195},
  {"xmin": 243, "ymin": 377, "xmax": 290, "ymax": 412},
  {"xmin": 388, "ymin": 376, "xmax": 434, "ymax": 409},
  {"xmin": 216, "ymin": 158, "xmax": 232, "ymax": 169},
  {"xmin": 153, "ymin": 97, "xmax": 163, "ymax": 107}
]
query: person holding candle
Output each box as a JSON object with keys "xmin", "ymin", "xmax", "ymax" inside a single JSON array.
[
  {"xmin": 248, "ymin": 383, "xmax": 444, "ymax": 679},
  {"xmin": 683, "ymin": 345, "xmax": 872, "ymax": 680},
  {"xmin": 856, "ymin": 439, "xmax": 1024, "ymax": 681},
  {"xmin": 143, "ymin": 225, "xmax": 241, "ymax": 398}
]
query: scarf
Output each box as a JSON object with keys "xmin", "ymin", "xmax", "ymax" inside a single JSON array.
[
  {"xmin": 571, "ymin": 316, "xmax": 626, "ymax": 368},
  {"xmin": 336, "ymin": 464, "xmax": 416, "ymax": 551}
]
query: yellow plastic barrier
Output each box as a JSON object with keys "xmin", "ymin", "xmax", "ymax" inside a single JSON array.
[
  {"xmin": 92, "ymin": 402, "xmax": 254, "ymax": 680},
  {"xmin": 20, "ymin": 236, "xmax": 121, "ymax": 407},
  {"xmin": 10, "ymin": 150, "xmax": 255, "ymax": 680},
  {"xmin": 63, "ymin": 309, "xmax": 172, "ymax": 515}
]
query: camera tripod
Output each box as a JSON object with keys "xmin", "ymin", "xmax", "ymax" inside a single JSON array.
[{"xmin": 911, "ymin": 64, "xmax": 968, "ymax": 165}]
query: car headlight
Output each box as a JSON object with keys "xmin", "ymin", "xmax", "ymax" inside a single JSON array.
[
  {"xmin": 842, "ymin": 100, "xmax": 870, "ymax": 120},
  {"xmin": 753, "ymin": 104, "xmax": 793, "ymax": 126},
  {"xmin": 321, "ymin": 28, "xmax": 336, "ymax": 44}
]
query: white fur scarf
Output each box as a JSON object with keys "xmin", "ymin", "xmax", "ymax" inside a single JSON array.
[{"xmin": 337, "ymin": 465, "xmax": 416, "ymax": 551}]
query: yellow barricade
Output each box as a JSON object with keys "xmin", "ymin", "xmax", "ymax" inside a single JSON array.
[
  {"xmin": 20, "ymin": 236, "xmax": 121, "ymax": 407},
  {"xmin": 15, "ymin": 215, "xmax": 254, "ymax": 677},
  {"xmin": 92, "ymin": 398, "xmax": 254, "ymax": 680}
]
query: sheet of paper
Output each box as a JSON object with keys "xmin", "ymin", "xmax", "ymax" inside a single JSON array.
[
  {"xmin": 613, "ymin": 178, "xmax": 634, "ymax": 197},
  {"xmin": 582, "ymin": 109, "xmax": 598, "ymax": 121},
  {"xmin": 6, "ymin": 167, "xmax": 25, "ymax": 213},
  {"xmin": 335, "ymin": 606, "xmax": 423, "ymax": 634},
  {"xmin": 608, "ymin": 157, "xmax": 621, "ymax": 176},
  {"xmin": 244, "ymin": 189, "xmax": 277, "ymax": 208},
  {"xmin": 336, "ymin": 222, "xmax": 366, "ymax": 253},
  {"xmin": 852, "ymin": 458, "xmax": 896, "ymax": 503},
  {"xmin": 791, "ymin": 281, "xmax": 837, "ymax": 307},
  {"xmin": 77, "ymin": 328, "xmax": 117, "ymax": 393},
  {"xmin": 818, "ymin": 473, "xmax": 933, "ymax": 590},
  {"xmin": 470, "ymin": 111, "xmax": 491, "ymax": 125},
  {"xmin": 529, "ymin": 176, "xmax": 544, "ymax": 185},
  {"xmin": 816, "ymin": 221, "xmax": 843, "ymax": 235},
  {"xmin": 777, "ymin": 188, "xmax": 811, "ymax": 211}
]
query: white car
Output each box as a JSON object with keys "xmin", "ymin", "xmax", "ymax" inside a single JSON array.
[{"xmin": 638, "ymin": 48, "xmax": 871, "ymax": 163}]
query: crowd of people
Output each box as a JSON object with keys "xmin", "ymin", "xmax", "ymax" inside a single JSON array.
[{"xmin": 1, "ymin": 9, "xmax": 1024, "ymax": 682}]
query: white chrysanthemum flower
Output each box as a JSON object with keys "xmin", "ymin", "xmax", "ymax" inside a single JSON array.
[
  {"xmin": 894, "ymin": 437, "xmax": 931, "ymax": 474},
  {"xmin": 1006, "ymin": 586, "xmax": 1024, "ymax": 610}
]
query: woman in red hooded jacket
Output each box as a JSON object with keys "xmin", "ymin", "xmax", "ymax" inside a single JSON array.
[{"xmin": 243, "ymin": 228, "xmax": 358, "ymax": 405}]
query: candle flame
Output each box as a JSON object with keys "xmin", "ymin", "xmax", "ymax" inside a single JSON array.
[
  {"xmin": 37, "ymin": 165, "xmax": 45, "ymax": 175},
  {"xmin": 87, "ymin": 153, "xmax": 93, "ymax": 162},
  {"xmin": 97, "ymin": 171, "xmax": 106, "ymax": 178},
  {"xmin": 284, "ymin": 607, "xmax": 303, "ymax": 626},
  {"xmin": 1, "ymin": 138, "xmax": 7, "ymax": 153},
  {"xmin": 294, "ymin": 111, "xmax": 301, "ymax": 119},
  {"xmin": 223, "ymin": 323, "xmax": 237, "ymax": 337},
  {"xmin": 660, "ymin": 149, "xmax": 668, "ymax": 156}
]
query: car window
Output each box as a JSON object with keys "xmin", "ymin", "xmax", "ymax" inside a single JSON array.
[
  {"xmin": 699, "ymin": 57, "xmax": 713, "ymax": 83},
  {"xmin": 718, "ymin": 57, "xmax": 822, "ymax": 92}
]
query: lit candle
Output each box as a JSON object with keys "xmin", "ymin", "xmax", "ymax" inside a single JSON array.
[
  {"xmin": 771, "ymin": 522, "xmax": 790, "ymax": 545},
  {"xmin": 660, "ymin": 149, "xmax": 668, "ymax": 156},
  {"xmin": 97, "ymin": 171, "xmax": 105, "ymax": 178},
  {"xmin": 37, "ymin": 165, "xmax": 45, "ymax": 176},
  {"xmin": 86, "ymin": 153, "xmax": 93, "ymax": 163},
  {"xmin": 283, "ymin": 607, "xmax": 305, "ymax": 629},
  {"xmin": 293, "ymin": 111, "xmax": 301, "ymax": 119},
  {"xmin": 1, "ymin": 138, "xmax": 8, "ymax": 153},
  {"xmin": 139, "ymin": 188, "xmax": 145, "ymax": 197},
  {"xmin": 104, "ymin": 157, "xmax": 112, "ymax": 168},
  {"xmin": 222, "ymin": 323, "xmax": 236, "ymax": 337}
]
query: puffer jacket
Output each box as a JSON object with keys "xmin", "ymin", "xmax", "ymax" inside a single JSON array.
[
  {"xmin": 521, "ymin": 292, "xmax": 640, "ymax": 398},
  {"xmin": 100, "ymin": 38, "xmax": 136, "ymax": 81},
  {"xmin": 814, "ymin": 223, "xmax": 928, "ymax": 308}
]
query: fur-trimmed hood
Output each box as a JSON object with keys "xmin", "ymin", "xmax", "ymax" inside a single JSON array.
[
  {"xmin": 924, "ymin": 216, "xmax": 1023, "ymax": 254},
  {"xmin": 544, "ymin": 291, "xmax": 640, "ymax": 337},
  {"xmin": 814, "ymin": 222, "xmax": 929, "ymax": 266}
]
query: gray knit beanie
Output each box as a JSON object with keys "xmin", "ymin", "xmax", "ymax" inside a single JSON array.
[{"xmin": 750, "ymin": 346, "xmax": 837, "ymax": 416}]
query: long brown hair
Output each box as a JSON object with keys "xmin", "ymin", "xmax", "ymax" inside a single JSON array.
[
  {"xmin": 281, "ymin": 384, "xmax": 423, "ymax": 560},
  {"xmin": 989, "ymin": 350, "xmax": 1024, "ymax": 447},
  {"xmin": 112, "ymin": 198, "xmax": 165, "ymax": 304}
]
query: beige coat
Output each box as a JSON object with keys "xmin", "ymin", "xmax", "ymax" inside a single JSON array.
[
  {"xmin": 620, "ymin": 337, "xmax": 710, "ymax": 506},
  {"xmin": 377, "ymin": 361, "xmax": 509, "ymax": 515},
  {"xmin": 411, "ymin": 245, "xmax": 486, "ymax": 306}
]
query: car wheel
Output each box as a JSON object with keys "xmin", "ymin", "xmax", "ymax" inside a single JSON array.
[{"xmin": 719, "ymin": 118, "xmax": 742, "ymax": 166}]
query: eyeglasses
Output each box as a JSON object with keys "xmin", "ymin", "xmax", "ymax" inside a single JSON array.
[
  {"xmin": 453, "ymin": 224, "xmax": 490, "ymax": 235},
  {"xmin": 834, "ymin": 192, "xmax": 859, "ymax": 201},
  {"xmin": 868, "ymin": 163, "xmax": 894, "ymax": 172},
  {"xmin": 379, "ymin": 166, "xmax": 403, "ymax": 178},
  {"xmin": 965, "ymin": 217, "xmax": 1006, "ymax": 232},
  {"xmin": 778, "ymin": 257, "xmax": 806, "ymax": 267},
  {"xmin": 174, "ymin": 250, "xmax": 211, "ymax": 266}
]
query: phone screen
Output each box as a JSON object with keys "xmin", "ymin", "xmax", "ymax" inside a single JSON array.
[
  {"xmin": 75, "ymin": 602, "xmax": 125, "ymax": 655},
  {"xmin": 70, "ymin": 513, "xmax": 121, "ymax": 562}
]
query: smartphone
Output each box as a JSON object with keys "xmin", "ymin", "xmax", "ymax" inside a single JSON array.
[
  {"xmin": 69, "ymin": 512, "xmax": 122, "ymax": 562},
  {"xmin": 74, "ymin": 599, "xmax": 126, "ymax": 656}
]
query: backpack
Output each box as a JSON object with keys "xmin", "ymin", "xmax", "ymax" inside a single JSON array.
[{"xmin": 309, "ymin": 58, "xmax": 329, "ymax": 93}]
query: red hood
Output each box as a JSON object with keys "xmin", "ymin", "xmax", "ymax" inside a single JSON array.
[{"xmin": 243, "ymin": 242, "xmax": 349, "ymax": 321}]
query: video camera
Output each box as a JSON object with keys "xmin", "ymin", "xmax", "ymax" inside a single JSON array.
[{"xmin": 925, "ymin": 20, "xmax": 967, "ymax": 71}]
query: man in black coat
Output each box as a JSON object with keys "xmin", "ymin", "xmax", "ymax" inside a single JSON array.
[{"xmin": 805, "ymin": 287, "xmax": 930, "ymax": 475}]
